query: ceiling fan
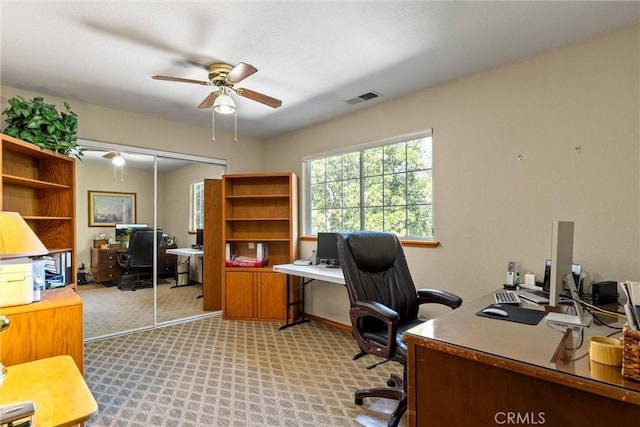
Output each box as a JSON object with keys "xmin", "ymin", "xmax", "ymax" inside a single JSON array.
[{"xmin": 152, "ymin": 62, "xmax": 282, "ymax": 110}]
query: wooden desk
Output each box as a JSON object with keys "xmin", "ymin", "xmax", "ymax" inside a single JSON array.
[
  {"xmin": 0, "ymin": 287, "xmax": 84, "ymax": 372},
  {"xmin": 404, "ymin": 293, "xmax": 640, "ymax": 426},
  {"xmin": 0, "ymin": 355, "xmax": 97, "ymax": 426}
]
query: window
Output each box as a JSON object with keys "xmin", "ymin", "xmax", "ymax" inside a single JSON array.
[
  {"xmin": 306, "ymin": 133, "xmax": 433, "ymax": 239},
  {"xmin": 190, "ymin": 181, "xmax": 204, "ymax": 232}
]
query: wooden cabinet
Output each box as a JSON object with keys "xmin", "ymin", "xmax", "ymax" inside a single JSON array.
[
  {"xmin": 0, "ymin": 287, "xmax": 84, "ymax": 372},
  {"xmin": 90, "ymin": 246, "xmax": 177, "ymax": 283},
  {"xmin": 222, "ymin": 173, "xmax": 298, "ymax": 321},
  {"xmin": 224, "ymin": 271, "xmax": 287, "ymax": 320},
  {"xmin": 0, "ymin": 134, "xmax": 77, "ymax": 288},
  {"xmin": 224, "ymin": 272, "xmax": 255, "ymax": 319},
  {"xmin": 90, "ymin": 248, "xmax": 122, "ymax": 283},
  {"xmin": 158, "ymin": 246, "xmax": 177, "ymax": 277}
]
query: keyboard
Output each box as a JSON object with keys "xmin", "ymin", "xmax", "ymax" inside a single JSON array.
[
  {"xmin": 517, "ymin": 288, "xmax": 549, "ymax": 304},
  {"xmin": 494, "ymin": 291, "xmax": 522, "ymax": 305}
]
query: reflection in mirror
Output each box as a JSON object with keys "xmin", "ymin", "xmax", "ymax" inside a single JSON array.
[{"xmin": 76, "ymin": 141, "xmax": 226, "ymax": 340}]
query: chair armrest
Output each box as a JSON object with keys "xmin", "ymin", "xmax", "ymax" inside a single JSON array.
[
  {"xmin": 417, "ymin": 288, "xmax": 463, "ymax": 310},
  {"xmin": 116, "ymin": 251, "xmax": 130, "ymax": 268},
  {"xmin": 350, "ymin": 301, "xmax": 399, "ymax": 359},
  {"xmin": 354, "ymin": 301, "xmax": 400, "ymax": 323}
]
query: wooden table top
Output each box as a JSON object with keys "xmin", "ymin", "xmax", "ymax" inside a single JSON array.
[
  {"xmin": 0, "ymin": 355, "xmax": 97, "ymax": 426},
  {"xmin": 405, "ymin": 292, "xmax": 640, "ymax": 401}
]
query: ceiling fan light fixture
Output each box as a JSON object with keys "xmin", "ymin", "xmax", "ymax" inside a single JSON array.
[
  {"xmin": 213, "ymin": 90, "xmax": 236, "ymax": 115},
  {"xmin": 112, "ymin": 154, "xmax": 126, "ymax": 167}
]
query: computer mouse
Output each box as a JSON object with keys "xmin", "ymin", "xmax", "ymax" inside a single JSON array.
[{"xmin": 482, "ymin": 307, "xmax": 509, "ymax": 317}]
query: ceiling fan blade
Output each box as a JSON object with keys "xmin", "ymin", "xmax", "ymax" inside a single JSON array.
[
  {"xmin": 235, "ymin": 88, "xmax": 282, "ymax": 108},
  {"xmin": 102, "ymin": 152, "xmax": 116, "ymax": 159},
  {"xmin": 152, "ymin": 75, "xmax": 211, "ymax": 86},
  {"xmin": 198, "ymin": 92, "xmax": 219, "ymax": 109},
  {"xmin": 226, "ymin": 62, "xmax": 257, "ymax": 84}
]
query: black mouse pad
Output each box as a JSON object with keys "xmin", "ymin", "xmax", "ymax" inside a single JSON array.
[{"xmin": 476, "ymin": 304, "xmax": 546, "ymax": 325}]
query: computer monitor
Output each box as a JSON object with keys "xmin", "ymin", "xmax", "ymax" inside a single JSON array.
[
  {"xmin": 316, "ymin": 232, "xmax": 340, "ymax": 266},
  {"xmin": 549, "ymin": 221, "xmax": 573, "ymax": 307},
  {"xmin": 115, "ymin": 223, "xmax": 149, "ymax": 247},
  {"xmin": 195, "ymin": 228, "xmax": 204, "ymax": 249}
]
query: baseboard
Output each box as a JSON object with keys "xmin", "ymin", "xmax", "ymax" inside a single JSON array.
[{"xmin": 304, "ymin": 313, "xmax": 352, "ymax": 332}]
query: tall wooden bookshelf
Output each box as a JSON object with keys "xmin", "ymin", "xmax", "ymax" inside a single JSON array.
[
  {"xmin": 222, "ymin": 173, "xmax": 298, "ymax": 321},
  {"xmin": 0, "ymin": 133, "xmax": 77, "ymax": 288}
]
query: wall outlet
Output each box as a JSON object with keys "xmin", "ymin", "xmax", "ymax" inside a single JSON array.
[{"xmin": 248, "ymin": 242, "xmax": 255, "ymax": 249}]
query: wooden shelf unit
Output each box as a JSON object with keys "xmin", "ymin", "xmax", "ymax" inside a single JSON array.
[
  {"xmin": 1, "ymin": 133, "xmax": 77, "ymax": 287},
  {"xmin": 222, "ymin": 173, "xmax": 298, "ymax": 320}
]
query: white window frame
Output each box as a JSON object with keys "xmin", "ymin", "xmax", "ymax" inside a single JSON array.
[
  {"xmin": 303, "ymin": 130, "xmax": 434, "ymax": 240},
  {"xmin": 190, "ymin": 181, "xmax": 205, "ymax": 232}
]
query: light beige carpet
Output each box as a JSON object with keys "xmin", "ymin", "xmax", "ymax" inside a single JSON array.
[
  {"xmin": 84, "ymin": 316, "xmax": 406, "ymax": 427},
  {"xmin": 79, "ymin": 280, "xmax": 205, "ymax": 339}
]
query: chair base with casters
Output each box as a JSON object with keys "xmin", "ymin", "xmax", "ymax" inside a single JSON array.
[
  {"xmin": 354, "ymin": 356, "xmax": 407, "ymax": 427},
  {"xmin": 116, "ymin": 269, "xmax": 153, "ymax": 291}
]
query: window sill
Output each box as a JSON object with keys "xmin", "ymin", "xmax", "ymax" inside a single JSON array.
[{"xmin": 299, "ymin": 235, "xmax": 439, "ymax": 248}]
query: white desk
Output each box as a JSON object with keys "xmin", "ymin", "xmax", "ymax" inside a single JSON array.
[
  {"xmin": 166, "ymin": 247, "xmax": 204, "ymax": 291},
  {"xmin": 166, "ymin": 247, "xmax": 204, "ymax": 257},
  {"xmin": 273, "ymin": 263, "xmax": 345, "ymax": 329}
]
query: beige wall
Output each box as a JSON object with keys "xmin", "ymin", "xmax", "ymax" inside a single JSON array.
[{"xmin": 264, "ymin": 25, "xmax": 640, "ymax": 325}]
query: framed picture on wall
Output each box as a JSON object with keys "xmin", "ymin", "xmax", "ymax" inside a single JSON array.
[{"xmin": 88, "ymin": 190, "xmax": 137, "ymax": 227}]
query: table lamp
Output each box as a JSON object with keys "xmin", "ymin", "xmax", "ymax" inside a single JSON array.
[
  {"xmin": 0, "ymin": 212, "xmax": 48, "ymax": 260},
  {"xmin": 0, "ymin": 211, "xmax": 48, "ymax": 388}
]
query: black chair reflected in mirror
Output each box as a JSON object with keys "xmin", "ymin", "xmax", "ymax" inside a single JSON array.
[
  {"xmin": 117, "ymin": 229, "xmax": 161, "ymax": 291},
  {"xmin": 337, "ymin": 231, "xmax": 462, "ymax": 427}
]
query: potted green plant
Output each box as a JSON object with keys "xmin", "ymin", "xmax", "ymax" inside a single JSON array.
[{"xmin": 2, "ymin": 95, "xmax": 83, "ymax": 158}]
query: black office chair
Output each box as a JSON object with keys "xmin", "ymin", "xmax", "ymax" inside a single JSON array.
[
  {"xmin": 117, "ymin": 229, "xmax": 161, "ymax": 291},
  {"xmin": 337, "ymin": 231, "xmax": 462, "ymax": 427}
]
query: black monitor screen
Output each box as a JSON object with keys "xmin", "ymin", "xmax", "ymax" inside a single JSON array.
[
  {"xmin": 196, "ymin": 228, "xmax": 204, "ymax": 247},
  {"xmin": 542, "ymin": 259, "xmax": 581, "ymax": 293},
  {"xmin": 316, "ymin": 232, "xmax": 340, "ymax": 266},
  {"xmin": 115, "ymin": 223, "xmax": 149, "ymax": 247}
]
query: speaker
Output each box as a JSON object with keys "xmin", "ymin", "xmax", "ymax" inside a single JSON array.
[{"xmin": 592, "ymin": 281, "xmax": 618, "ymax": 305}]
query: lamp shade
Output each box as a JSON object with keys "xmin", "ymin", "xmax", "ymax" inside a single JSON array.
[
  {"xmin": 0, "ymin": 212, "xmax": 48, "ymax": 259},
  {"xmin": 111, "ymin": 154, "xmax": 126, "ymax": 166},
  {"xmin": 213, "ymin": 88, "xmax": 236, "ymax": 115}
]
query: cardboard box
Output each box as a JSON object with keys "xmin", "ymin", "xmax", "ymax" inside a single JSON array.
[{"xmin": 0, "ymin": 258, "xmax": 34, "ymax": 308}]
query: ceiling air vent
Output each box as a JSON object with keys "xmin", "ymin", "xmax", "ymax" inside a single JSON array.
[{"xmin": 345, "ymin": 91, "xmax": 383, "ymax": 105}]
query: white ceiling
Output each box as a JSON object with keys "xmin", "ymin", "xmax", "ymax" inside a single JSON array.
[{"xmin": 1, "ymin": 1, "xmax": 639, "ymax": 139}]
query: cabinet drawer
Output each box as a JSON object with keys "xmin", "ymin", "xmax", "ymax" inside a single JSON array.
[{"xmin": 98, "ymin": 253, "xmax": 118, "ymax": 263}]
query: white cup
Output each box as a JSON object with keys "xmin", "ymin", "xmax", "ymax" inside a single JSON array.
[{"xmin": 525, "ymin": 273, "xmax": 536, "ymax": 287}]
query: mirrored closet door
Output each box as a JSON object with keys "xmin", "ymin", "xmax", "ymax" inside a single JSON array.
[{"xmin": 75, "ymin": 141, "xmax": 225, "ymax": 340}]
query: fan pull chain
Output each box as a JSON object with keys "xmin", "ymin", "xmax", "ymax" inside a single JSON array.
[
  {"xmin": 234, "ymin": 110, "xmax": 238, "ymax": 143},
  {"xmin": 211, "ymin": 108, "xmax": 216, "ymax": 143},
  {"xmin": 113, "ymin": 165, "xmax": 124, "ymax": 181}
]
